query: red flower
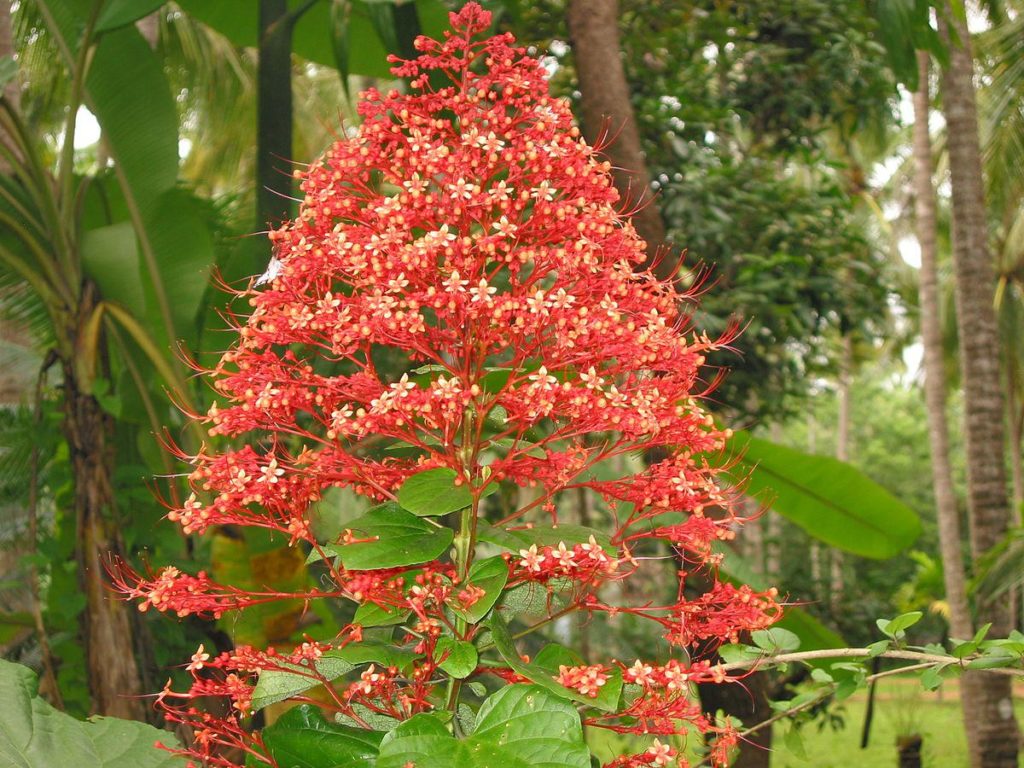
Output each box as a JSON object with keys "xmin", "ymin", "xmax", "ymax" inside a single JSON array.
[{"xmin": 118, "ymin": 4, "xmax": 780, "ymax": 766}]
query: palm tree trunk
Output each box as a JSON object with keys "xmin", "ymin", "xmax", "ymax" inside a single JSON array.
[
  {"xmin": 937, "ymin": 8, "xmax": 1021, "ymax": 765},
  {"xmin": 63, "ymin": 288, "xmax": 145, "ymax": 721}
]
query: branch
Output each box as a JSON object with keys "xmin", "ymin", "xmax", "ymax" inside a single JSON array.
[{"xmin": 721, "ymin": 647, "xmax": 1024, "ymax": 676}]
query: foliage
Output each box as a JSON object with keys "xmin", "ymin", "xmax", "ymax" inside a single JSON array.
[{"xmin": 0, "ymin": 658, "xmax": 186, "ymax": 766}]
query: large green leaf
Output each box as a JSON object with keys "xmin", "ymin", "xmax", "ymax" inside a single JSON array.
[
  {"xmin": 336, "ymin": 503, "xmax": 454, "ymax": 570},
  {"xmin": 262, "ymin": 704, "xmax": 385, "ymax": 768},
  {"xmin": 0, "ymin": 659, "xmax": 185, "ymax": 767},
  {"xmin": 398, "ymin": 468, "xmax": 473, "ymax": 517},
  {"xmin": 376, "ymin": 685, "xmax": 591, "ymax": 768},
  {"xmin": 727, "ymin": 431, "xmax": 921, "ymax": 559}
]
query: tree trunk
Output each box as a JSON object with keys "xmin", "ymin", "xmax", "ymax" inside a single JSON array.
[
  {"xmin": 566, "ymin": 0, "xmax": 669, "ymax": 275},
  {"xmin": 937, "ymin": 9, "xmax": 1021, "ymax": 766},
  {"xmin": 63, "ymin": 289, "xmax": 145, "ymax": 721},
  {"xmin": 831, "ymin": 335, "xmax": 852, "ymax": 608},
  {"xmin": 912, "ymin": 50, "xmax": 973, "ymax": 639},
  {"xmin": 257, "ymin": 0, "xmax": 294, "ymax": 231}
]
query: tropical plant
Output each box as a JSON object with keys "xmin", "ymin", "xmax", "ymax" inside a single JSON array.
[
  {"xmin": 112, "ymin": 8, "xmax": 787, "ymax": 764},
  {"xmin": 0, "ymin": 0, "xmax": 216, "ymax": 717}
]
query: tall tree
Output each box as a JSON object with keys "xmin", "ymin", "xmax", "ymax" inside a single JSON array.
[
  {"xmin": 911, "ymin": 50, "xmax": 972, "ymax": 640},
  {"xmin": 938, "ymin": 6, "xmax": 1021, "ymax": 766}
]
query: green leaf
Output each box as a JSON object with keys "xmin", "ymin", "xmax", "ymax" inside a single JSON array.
[
  {"xmin": 81, "ymin": 222, "xmax": 147, "ymax": 316},
  {"xmin": 866, "ymin": 640, "xmax": 891, "ymax": 658},
  {"xmin": 919, "ymin": 664, "xmax": 946, "ymax": 691},
  {"xmin": 727, "ymin": 431, "xmax": 921, "ymax": 559},
  {"xmin": 0, "ymin": 659, "xmax": 185, "ymax": 766},
  {"xmin": 877, "ymin": 611, "xmax": 923, "ymax": 639},
  {"xmin": 252, "ymin": 652, "xmax": 356, "ymax": 711},
  {"xmin": 751, "ymin": 628, "xmax": 801, "ymax": 654},
  {"xmin": 95, "ymin": 0, "xmax": 167, "ymax": 33},
  {"xmin": 336, "ymin": 503, "xmax": 453, "ymax": 570},
  {"xmin": 262, "ymin": 704, "xmax": 384, "ymax": 768},
  {"xmin": 399, "ymin": 468, "xmax": 478, "ymax": 517},
  {"xmin": 450, "ymin": 556, "xmax": 508, "ymax": 624},
  {"xmin": 718, "ymin": 644, "xmax": 763, "ymax": 664},
  {"xmin": 376, "ymin": 685, "xmax": 590, "ymax": 768},
  {"xmin": 436, "ymin": 637, "xmax": 478, "ymax": 679},
  {"xmin": 486, "ymin": 613, "xmax": 621, "ymax": 712}
]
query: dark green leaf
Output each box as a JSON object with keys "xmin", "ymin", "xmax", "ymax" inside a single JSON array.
[
  {"xmin": 337, "ymin": 504, "xmax": 453, "ymax": 570},
  {"xmin": 353, "ymin": 601, "xmax": 410, "ymax": 627},
  {"xmin": 376, "ymin": 685, "xmax": 590, "ymax": 768},
  {"xmin": 398, "ymin": 468, "xmax": 479, "ymax": 517},
  {"xmin": 487, "ymin": 613, "xmax": 621, "ymax": 712},
  {"xmin": 262, "ymin": 704, "xmax": 384, "ymax": 767}
]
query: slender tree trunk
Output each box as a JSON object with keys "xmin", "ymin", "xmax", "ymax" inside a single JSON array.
[
  {"xmin": 257, "ymin": 0, "xmax": 294, "ymax": 231},
  {"xmin": 62, "ymin": 290, "xmax": 145, "ymax": 721},
  {"xmin": 937, "ymin": 10, "xmax": 1021, "ymax": 765},
  {"xmin": 831, "ymin": 335, "xmax": 853, "ymax": 607},
  {"xmin": 912, "ymin": 50, "xmax": 973, "ymax": 640},
  {"xmin": 566, "ymin": 0, "xmax": 669, "ymax": 275}
]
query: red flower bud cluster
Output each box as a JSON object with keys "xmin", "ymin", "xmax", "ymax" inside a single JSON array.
[{"xmin": 118, "ymin": 5, "xmax": 781, "ymax": 766}]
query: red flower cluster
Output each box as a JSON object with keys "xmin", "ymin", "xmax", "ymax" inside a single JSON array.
[{"xmin": 120, "ymin": 5, "xmax": 781, "ymax": 767}]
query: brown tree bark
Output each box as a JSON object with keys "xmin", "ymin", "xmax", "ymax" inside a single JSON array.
[
  {"xmin": 937, "ymin": 8, "xmax": 1021, "ymax": 766},
  {"xmin": 566, "ymin": 0, "xmax": 669, "ymax": 276},
  {"xmin": 912, "ymin": 51, "xmax": 973, "ymax": 640},
  {"xmin": 63, "ymin": 288, "xmax": 146, "ymax": 721}
]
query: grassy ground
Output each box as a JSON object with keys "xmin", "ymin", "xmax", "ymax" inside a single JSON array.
[{"xmin": 589, "ymin": 679, "xmax": 1024, "ymax": 767}]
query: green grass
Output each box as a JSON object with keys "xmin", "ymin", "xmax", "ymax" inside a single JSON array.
[{"xmin": 588, "ymin": 681, "xmax": 1024, "ymax": 767}]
